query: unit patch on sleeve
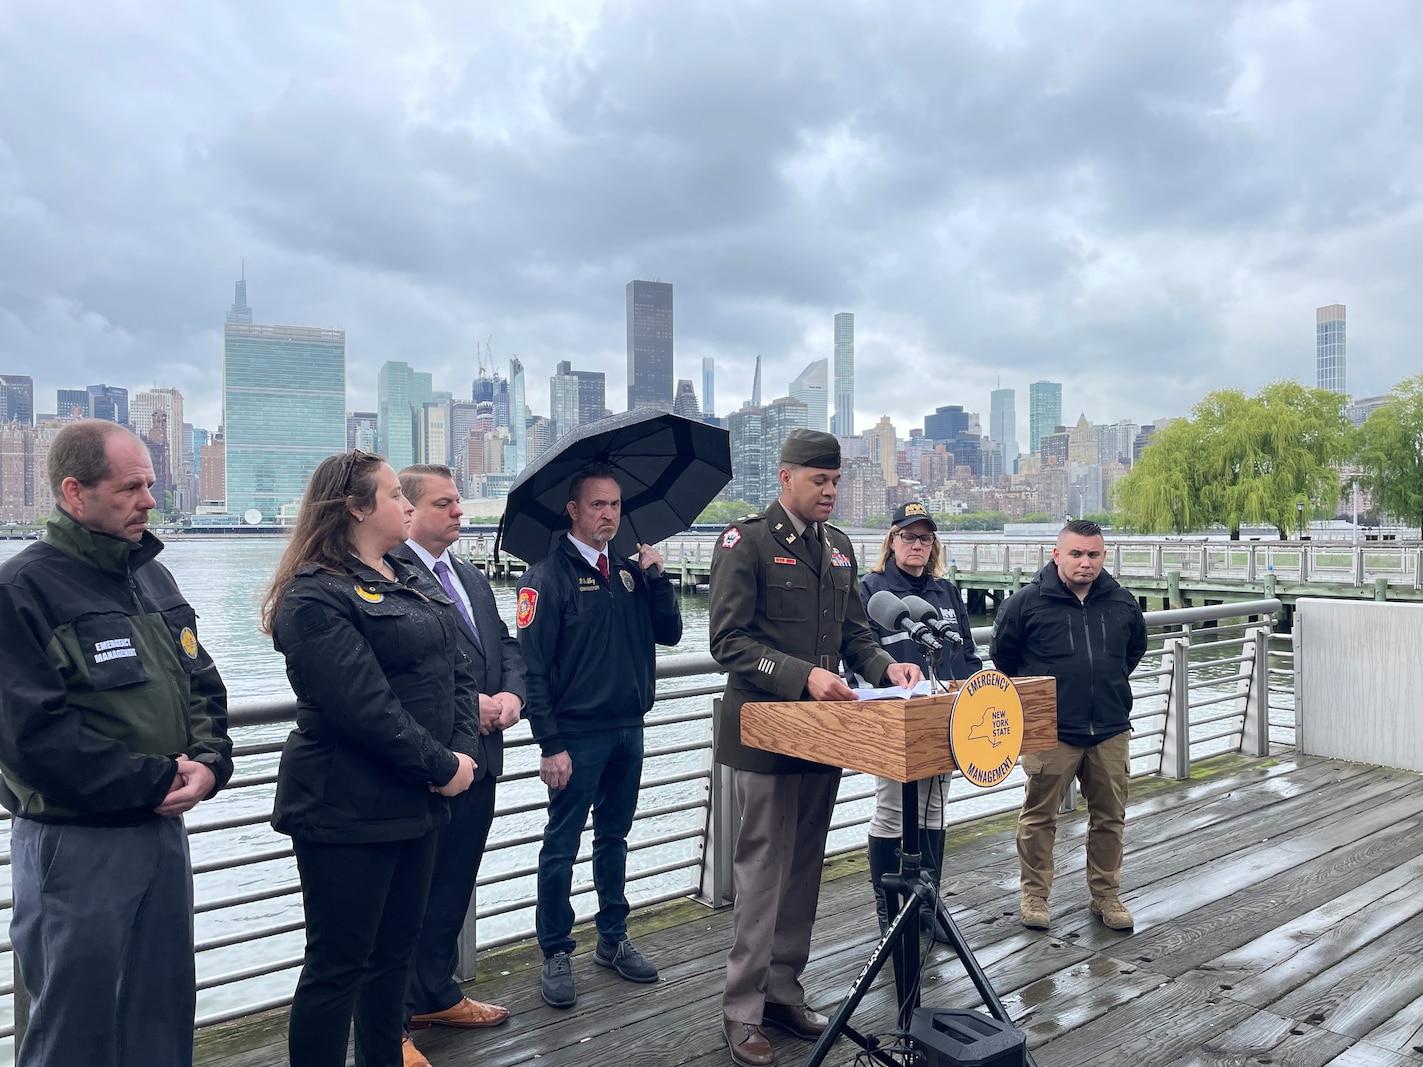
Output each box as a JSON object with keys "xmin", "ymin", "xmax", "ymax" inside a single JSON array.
[
  {"xmin": 722, "ymin": 528, "xmax": 742, "ymax": 549},
  {"xmin": 516, "ymin": 587, "xmax": 538, "ymax": 628},
  {"xmin": 179, "ymin": 626, "xmax": 199, "ymax": 659}
]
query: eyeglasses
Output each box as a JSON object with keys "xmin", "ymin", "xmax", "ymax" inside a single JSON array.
[
  {"xmin": 340, "ymin": 449, "xmax": 377, "ymax": 493},
  {"xmin": 897, "ymin": 531, "xmax": 935, "ymax": 545}
]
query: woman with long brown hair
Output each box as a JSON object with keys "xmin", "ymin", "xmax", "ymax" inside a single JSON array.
[{"xmin": 261, "ymin": 450, "xmax": 478, "ymax": 1067}]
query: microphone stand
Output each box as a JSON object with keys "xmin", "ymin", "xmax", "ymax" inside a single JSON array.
[{"xmin": 804, "ymin": 631, "xmax": 1036, "ymax": 1067}]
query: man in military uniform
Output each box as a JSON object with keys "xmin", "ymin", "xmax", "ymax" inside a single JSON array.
[{"xmin": 709, "ymin": 429, "xmax": 922, "ymax": 1067}]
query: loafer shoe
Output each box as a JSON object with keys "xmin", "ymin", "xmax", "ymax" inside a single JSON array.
[
  {"xmin": 408, "ymin": 996, "xmax": 510, "ymax": 1030},
  {"xmin": 761, "ymin": 1001, "xmax": 828, "ymax": 1040},
  {"xmin": 401, "ymin": 1035, "xmax": 431, "ymax": 1067},
  {"xmin": 1020, "ymin": 893, "xmax": 1050, "ymax": 930},
  {"xmin": 540, "ymin": 951, "xmax": 576, "ymax": 1008},
  {"xmin": 723, "ymin": 1016, "xmax": 776, "ymax": 1067},
  {"xmin": 594, "ymin": 936, "xmax": 659, "ymax": 983},
  {"xmin": 1090, "ymin": 896, "xmax": 1134, "ymax": 930}
]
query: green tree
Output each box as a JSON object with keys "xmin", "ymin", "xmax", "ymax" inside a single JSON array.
[
  {"xmin": 1355, "ymin": 374, "xmax": 1423, "ymax": 534},
  {"xmin": 1115, "ymin": 381, "xmax": 1352, "ymax": 538},
  {"xmin": 696, "ymin": 499, "xmax": 758, "ymax": 525}
]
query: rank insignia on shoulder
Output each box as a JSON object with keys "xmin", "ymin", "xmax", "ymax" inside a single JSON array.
[
  {"xmin": 516, "ymin": 587, "xmax": 538, "ymax": 627},
  {"xmin": 773, "ymin": 556, "xmax": 796, "ymax": 565},
  {"xmin": 722, "ymin": 528, "xmax": 742, "ymax": 549},
  {"xmin": 831, "ymin": 550, "xmax": 851, "ymax": 568}
]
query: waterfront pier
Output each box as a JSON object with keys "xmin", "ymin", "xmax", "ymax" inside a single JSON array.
[{"xmin": 6, "ymin": 597, "xmax": 1422, "ymax": 1065}]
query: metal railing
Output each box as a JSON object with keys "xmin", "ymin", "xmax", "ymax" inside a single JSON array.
[{"xmin": 0, "ymin": 598, "xmax": 1289, "ymax": 1055}]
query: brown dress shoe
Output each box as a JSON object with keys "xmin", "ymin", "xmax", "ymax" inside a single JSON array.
[
  {"xmin": 761, "ymin": 1001, "xmax": 829, "ymax": 1040},
  {"xmin": 408, "ymin": 996, "xmax": 510, "ymax": 1030},
  {"xmin": 402, "ymin": 1034, "xmax": 431, "ymax": 1067},
  {"xmin": 723, "ymin": 1016, "xmax": 776, "ymax": 1067}
]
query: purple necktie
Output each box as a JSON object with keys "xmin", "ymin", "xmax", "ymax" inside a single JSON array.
[{"xmin": 433, "ymin": 559, "xmax": 480, "ymax": 647}]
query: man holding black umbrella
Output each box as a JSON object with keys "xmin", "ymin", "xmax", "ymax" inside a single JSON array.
[
  {"xmin": 709, "ymin": 429, "xmax": 922, "ymax": 1067},
  {"xmin": 517, "ymin": 463, "xmax": 683, "ymax": 1010}
]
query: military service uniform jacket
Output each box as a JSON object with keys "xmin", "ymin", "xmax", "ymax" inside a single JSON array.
[{"xmin": 709, "ymin": 500, "xmax": 895, "ymax": 775}]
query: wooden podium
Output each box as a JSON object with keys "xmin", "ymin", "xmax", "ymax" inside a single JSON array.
[
  {"xmin": 741, "ymin": 676, "xmax": 1058, "ymax": 783},
  {"xmin": 741, "ymin": 676, "xmax": 1055, "ymax": 1067}
]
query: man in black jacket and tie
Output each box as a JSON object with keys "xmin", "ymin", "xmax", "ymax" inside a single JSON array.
[{"xmin": 396, "ymin": 465, "xmax": 526, "ymax": 1065}]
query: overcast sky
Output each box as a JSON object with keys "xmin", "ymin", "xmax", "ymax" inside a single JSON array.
[{"xmin": 1, "ymin": 0, "xmax": 1418, "ymax": 439}]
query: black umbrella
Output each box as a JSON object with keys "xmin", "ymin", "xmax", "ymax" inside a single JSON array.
[{"xmin": 496, "ymin": 408, "xmax": 733, "ymax": 565}]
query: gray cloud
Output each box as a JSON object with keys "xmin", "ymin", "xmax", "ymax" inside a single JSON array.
[{"xmin": 0, "ymin": 0, "xmax": 1417, "ymax": 439}]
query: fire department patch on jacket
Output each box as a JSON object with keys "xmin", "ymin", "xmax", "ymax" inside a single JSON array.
[{"xmin": 516, "ymin": 587, "xmax": 538, "ymax": 628}]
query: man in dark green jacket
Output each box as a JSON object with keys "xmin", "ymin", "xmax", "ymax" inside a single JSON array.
[
  {"xmin": 709, "ymin": 429, "xmax": 920, "ymax": 1067},
  {"xmin": 0, "ymin": 420, "xmax": 232, "ymax": 1067}
]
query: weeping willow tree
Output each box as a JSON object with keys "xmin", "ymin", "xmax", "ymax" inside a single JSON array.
[
  {"xmin": 1114, "ymin": 381, "xmax": 1353, "ymax": 538},
  {"xmin": 1355, "ymin": 375, "xmax": 1423, "ymax": 534}
]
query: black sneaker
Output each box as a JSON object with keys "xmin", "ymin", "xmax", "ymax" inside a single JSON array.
[
  {"xmin": 593, "ymin": 936, "xmax": 659, "ymax": 983},
  {"xmin": 540, "ymin": 951, "xmax": 576, "ymax": 1008}
]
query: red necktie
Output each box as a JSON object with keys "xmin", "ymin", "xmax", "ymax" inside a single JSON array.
[{"xmin": 597, "ymin": 554, "xmax": 610, "ymax": 580}]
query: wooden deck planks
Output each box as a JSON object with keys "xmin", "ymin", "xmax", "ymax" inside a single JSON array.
[{"xmin": 192, "ymin": 753, "xmax": 1423, "ymax": 1067}]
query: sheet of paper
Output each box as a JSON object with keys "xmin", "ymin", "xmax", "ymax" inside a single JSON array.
[{"xmin": 852, "ymin": 680, "xmax": 936, "ymax": 701}]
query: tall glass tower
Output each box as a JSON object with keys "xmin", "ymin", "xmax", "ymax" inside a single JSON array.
[
  {"xmin": 223, "ymin": 322, "xmax": 346, "ymax": 521},
  {"xmin": 832, "ymin": 312, "xmax": 854, "ymax": 437},
  {"xmin": 1028, "ymin": 381, "xmax": 1063, "ymax": 457},
  {"xmin": 626, "ymin": 280, "xmax": 674, "ymax": 410},
  {"xmin": 1316, "ymin": 304, "xmax": 1346, "ymax": 394},
  {"xmin": 378, "ymin": 362, "xmax": 434, "ymax": 471},
  {"xmin": 508, "ymin": 357, "xmax": 527, "ymax": 476},
  {"xmin": 790, "ymin": 358, "xmax": 829, "ymax": 433},
  {"xmin": 989, "ymin": 387, "xmax": 1019, "ymax": 467},
  {"xmin": 702, "ymin": 357, "xmax": 716, "ymax": 420}
]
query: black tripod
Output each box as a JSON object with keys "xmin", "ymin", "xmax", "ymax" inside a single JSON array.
[{"xmin": 803, "ymin": 769, "xmax": 1036, "ymax": 1065}]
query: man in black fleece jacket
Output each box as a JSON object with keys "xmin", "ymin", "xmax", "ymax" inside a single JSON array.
[
  {"xmin": 991, "ymin": 519, "xmax": 1147, "ymax": 932},
  {"xmin": 516, "ymin": 464, "xmax": 682, "ymax": 1009}
]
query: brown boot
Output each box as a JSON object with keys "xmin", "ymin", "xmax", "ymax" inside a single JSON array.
[
  {"xmin": 1020, "ymin": 893, "xmax": 1050, "ymax": 930},
  {"xmin": 1090, "ymin": 895, "xmax": 1134, "ymax": 930}
]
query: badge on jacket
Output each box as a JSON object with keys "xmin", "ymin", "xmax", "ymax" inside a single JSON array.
[
  {"xmin": 355, "ymin": 586, "xmax": 384, "ymax": 603},
  {"xmin": 620, "ymin": 569, "xmax": 635, "ymax": 592},
  {"xmin": 722, "ymin": 528, "xmax": 741, "ymax": 549},
  {"xmin": 831, "ymin": 550, "xmax": 851, "ymax": 568},
  {"xmin": 517, "ymin": 587, "xmax": 538, "ymax": 627}
]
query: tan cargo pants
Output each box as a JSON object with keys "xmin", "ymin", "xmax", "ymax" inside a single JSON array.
[{"xmin": 1016, "ymin": 732, "xmax": 1130, "ymax": 900}]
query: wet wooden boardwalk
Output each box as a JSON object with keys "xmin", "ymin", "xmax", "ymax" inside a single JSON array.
[{"xmin": 202, "ymin": 751, "xmax": 1423, "ymax": 1066}]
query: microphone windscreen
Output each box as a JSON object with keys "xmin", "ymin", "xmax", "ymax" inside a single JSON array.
[{"xmin": 866, "ymin": 589, "xmax": 909, "ymax": 632}]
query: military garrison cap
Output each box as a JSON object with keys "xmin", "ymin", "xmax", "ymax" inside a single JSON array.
[{"xmin": 779, "ymin": 428, "xmax": 840, "ymax": 469}]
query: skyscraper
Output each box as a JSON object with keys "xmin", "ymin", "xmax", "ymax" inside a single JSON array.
[
  {"xmin": 1028, "ymin": 381, "xmax": 1063, "ymax": 456},
  {"xmin": 1317, "ymin": 304, "xmax": 1346, "ymax": 394},
  {"xmin": 57, "ymin": 389, "xmax": 89, "ymax": 419},
  {"xmin": 550, "ymin": 361, "xmax": 607, "ymax": 440},
  {"xmin": 867, "ymin": 415, "xmax": 898, "ymax": 487},
  {"xmin": 227, "ymin": 269, "xmax": 253, "ymax": 326},
  {"xmin": 789, "ymin": 359, "xmax": 829, "ymax": 433},
  {"xmin": 989, "ymin": 387, "xmax": 1019, "ymax": 467},
  {"xmin": 377, "ymin": 361, "xmax": 434, "ymax": 471},
  {"xmin": 0, "ymin": 374, "xmax": 35, "ymax": 426},
  {"xmin": 702, "ymin": 357, "xmax": 716, "ymax": 420},
  {"xmin": 86, "ymin": 384, "xmax": 129, "ymax": 426},
  {"xmin": 726, "ymin": 406, "xmax": 763, "ymax": 506},
  {"xmin": 672, "ymin": 380, "xmax": 702, "ymax": 419},
  {"xmin": 832, "ymin": 312, "xmax": 855, "ymax": 437},
  {"xmin": 224, "ymin": 316, "xmax": 346, "ymax": 521},
  {"xmin": 131, "ymin": 388, "xmax": 186, "ymax": 493},
  {"xmin": 626, "ymin": 280, "xmax": 674, "ymax": 410},
  {"xmin": 750, "ymin": 355, "xmax": 762, "ymax": 408},
  {"xmin": 508, "ymin": 358, "xmax": 527, "ymax": 475},
  {"xmin": 759, "ymin": 396, "xmax": 809, "ymax": 504}
]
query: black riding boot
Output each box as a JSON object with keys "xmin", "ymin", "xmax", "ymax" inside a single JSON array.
[
  {"xmin": 868, "ymin": 834, "xmax": 909, "ymax": 997},
  {"xmin": 919, "ymin": 828, "xmax": 952, "ymax": 943}
]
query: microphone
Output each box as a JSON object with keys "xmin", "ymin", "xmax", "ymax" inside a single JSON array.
[
  {"xmin": 901, "ymin": 595, "xmax": 964, "ymax": 645},
  {"xmin": 866, "ymin": 590, "xmax": 943, "ymax": 653}
]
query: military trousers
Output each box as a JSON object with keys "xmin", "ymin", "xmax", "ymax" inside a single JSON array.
[{"xmin": 1016, "ymin": 733, "xmax": 1130, "ymax": 901}]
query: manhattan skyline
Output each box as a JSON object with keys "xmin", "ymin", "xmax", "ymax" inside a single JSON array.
[{"xmin": 0, "ymin": 2, "xmax": 1417, "ymax": 437}]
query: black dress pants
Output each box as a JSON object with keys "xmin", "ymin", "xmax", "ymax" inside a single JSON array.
[
  {"xmin": 405, "ymin": 772, "xmax": 497, "ymax": 1017},
  {"xmin": 289, "ymin": 832, "xmax": 438, "ymax": 1067}
]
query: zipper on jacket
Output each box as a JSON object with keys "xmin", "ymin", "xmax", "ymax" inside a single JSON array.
[{"xmin": 1081, "ymin": 601, "xmax": 1096, "ymax": 735}]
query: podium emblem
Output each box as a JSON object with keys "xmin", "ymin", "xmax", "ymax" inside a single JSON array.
[{"xmin": 949, "ymin": 669, "xmax": 1025, "ymax": 788}]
